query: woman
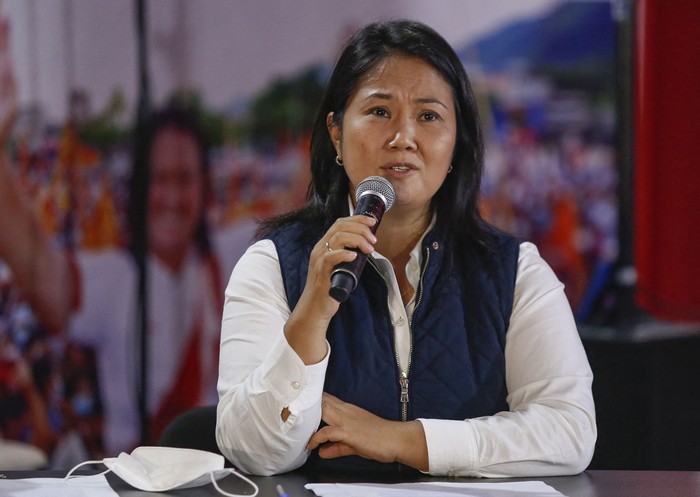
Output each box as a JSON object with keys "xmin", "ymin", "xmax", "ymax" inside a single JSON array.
[
  {"xmin": 66, "ymin": 107, "xmax": 227, "ymax": 451},
  {"xmin": 0, "ymin": 103, "xmax": 254, "ymax": 455},
  {"xmin": 216, "ymin": 19, "xmax": 596, "ymax": 477}
]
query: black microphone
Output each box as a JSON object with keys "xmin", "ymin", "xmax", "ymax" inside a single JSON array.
[{"xmin": 329, "ymin": 176, "xmax": 396, "ymax": 303}]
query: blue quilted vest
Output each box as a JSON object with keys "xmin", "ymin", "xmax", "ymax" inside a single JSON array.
[{"xmin": 266, "ymin": 221, "xmax": 519, "ymax": 472}]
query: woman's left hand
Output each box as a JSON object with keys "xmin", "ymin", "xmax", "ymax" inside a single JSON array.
[{"xmin": 307, "ymin": 392, "xmax": 429, "ymax": 471}]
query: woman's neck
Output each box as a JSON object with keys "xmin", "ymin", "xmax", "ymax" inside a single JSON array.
[
  {"xmin": 375, "ymin": 206, "xmax": 431, "ymax": 265},
  {"xmin": 374, "ymin": 207, "xmax": 430, "ymax": 306}
]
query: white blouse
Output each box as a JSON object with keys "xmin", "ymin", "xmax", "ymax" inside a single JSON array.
[{"xmin": 216, "ymin": 238, "xmax": 596, "ymax": 477}]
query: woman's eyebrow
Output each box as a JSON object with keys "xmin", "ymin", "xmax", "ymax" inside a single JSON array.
[
  {"xmin": 416, "ymin": 97, "xmax": 448, "ymax": 109},
  {"xmin": 361, "ymin": 91, "xmax": 392, "ymax": 102},
  {"xmin": 361, "ymin": 92, "xmax": 448, "ymax": 109}
]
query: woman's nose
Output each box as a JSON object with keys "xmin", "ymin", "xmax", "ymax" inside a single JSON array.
[{"xmin": 388, "ymin": 119, "xmax": 417, "ymax": 150}]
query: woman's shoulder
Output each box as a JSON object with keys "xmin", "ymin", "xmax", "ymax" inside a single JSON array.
[
  {"xmin": 463, "ymin": 224, "xmax": 520, "ymax": 268},
  {"xmin": 259, "ymin": 208, "xmax": 325, "ymax": 244},
  {"xmin": 481, "ymin": 223, "xmax": 520, "ymax": 250},
  {"xmin": 511, "ymin": 241, "xmax": 567, "ymax": 302}
]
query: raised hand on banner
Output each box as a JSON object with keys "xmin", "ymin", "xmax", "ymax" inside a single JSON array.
[
  {"xmin": 0, "ymin": 16, "xmax": 16, "ymax": 147},
  {"xmin": 0, "ymin": 13, "xmax": 72, "ymax": 335}
]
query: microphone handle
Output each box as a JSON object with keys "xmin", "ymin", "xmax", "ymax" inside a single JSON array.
[
  {"xmin": 329, "ymin": 252, "xmax": 367, "ymax": 303},
  {"xmin": 328, "ymin": 199, "xmax": 385, "ymax": 303}
]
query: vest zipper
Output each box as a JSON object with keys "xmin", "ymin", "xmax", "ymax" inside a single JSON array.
[
  {"xmin": 411, "ymin": 246, "xmax": 430, "ymax": 326},
  {"xmin": 402, "ymin": 246, "xmax": 429, "ymax": 421},
  {"xmin": 399, "ymin": 371, "xmax": 409, "ymax": 414},
  {"xmin": 367, "ymin": 259, "xmax": 407, "ymax": 420},
  {"xmin": 367, "ymin": 245, "xmax": 430, "ymax": 422}
]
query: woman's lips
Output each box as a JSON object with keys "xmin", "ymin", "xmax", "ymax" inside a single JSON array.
[{"xmin": 383, "ymin": 162, "xmax": 416, "ymax": 173}]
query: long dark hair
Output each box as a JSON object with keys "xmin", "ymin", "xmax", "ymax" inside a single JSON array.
[{"xmin": 258, "ymin": 19, "xmax": 490, "ymax": 251}]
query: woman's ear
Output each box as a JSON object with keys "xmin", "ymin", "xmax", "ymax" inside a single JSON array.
[{"xmin": 327, "ymin": 112, "xmax": 342, "ymax": 158}]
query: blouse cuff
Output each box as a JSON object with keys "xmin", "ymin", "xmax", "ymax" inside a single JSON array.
[
  {"xmin": 260, "ymin": 334, "xmax": 329, "ymax": 412},
  {"xmin": 418, "ymin": 418, "xmax": 478, "ymax": 477}
]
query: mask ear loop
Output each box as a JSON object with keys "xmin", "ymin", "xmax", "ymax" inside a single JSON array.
[
  {"xmin": 64, "ymin": 460, "xmax": 111, "ymax": 484},
  {"xmin": 209, "ymin": 468, "xmax": 259, "ymax": 497}
]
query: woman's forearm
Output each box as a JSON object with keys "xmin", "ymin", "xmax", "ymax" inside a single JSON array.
[{"xmin": 0, "ymin": 153, "xmax": 73, "ymax": 332}]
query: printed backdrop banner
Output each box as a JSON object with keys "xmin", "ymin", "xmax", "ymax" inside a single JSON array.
[{"xmin": 0, "ymin": 0, "xmax": 617, "ymax": 467}]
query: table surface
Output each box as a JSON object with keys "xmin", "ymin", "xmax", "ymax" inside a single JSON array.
[{"xmin": 3, "ymin": 469, "xmax": 700, "ymax": 497}]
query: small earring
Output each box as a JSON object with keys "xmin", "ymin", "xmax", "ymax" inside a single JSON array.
[
  {"xmin": 335, "ymin": 156, "xmax": 344, "ymax": 166},
  {"xmin": 447, "ymin": 164, "xmax": 453, "ymax": 173}
]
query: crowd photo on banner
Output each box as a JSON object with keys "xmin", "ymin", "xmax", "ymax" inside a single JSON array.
[{"xmin": 0, "ymin": 1, "xmax": 617, "ymax": 467}]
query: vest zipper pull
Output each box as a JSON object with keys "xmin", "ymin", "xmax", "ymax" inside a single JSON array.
[{"xmin": 399, "ymin": 372, "xmax": 409, "ymax": 404}]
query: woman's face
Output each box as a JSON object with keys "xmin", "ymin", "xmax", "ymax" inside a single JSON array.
[
  {"xmin": 147, "ymin": 126, "xmax": 205, "ymax": 270},
  {"xmin": 328, "ymin": 54, "xmax": 457, "ymax": 214}
]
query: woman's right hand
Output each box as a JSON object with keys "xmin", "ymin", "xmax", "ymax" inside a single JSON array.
[
  {"xmin": 0, "ymin": 15, "xmax": 72, "ymax": 335},
  {"xmin": 282, "ymin": 214, "xmax": 377, "ymax": 365}
]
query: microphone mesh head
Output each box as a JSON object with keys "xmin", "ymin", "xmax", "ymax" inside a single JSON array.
[{"xmin": 355, "ymin": 176, "xmax": 396, "ymax": 210}]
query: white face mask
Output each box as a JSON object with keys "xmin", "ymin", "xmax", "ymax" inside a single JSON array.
[{"xmin": 65, "ymin": 446, "xmax": 258, "ymax": 496}]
